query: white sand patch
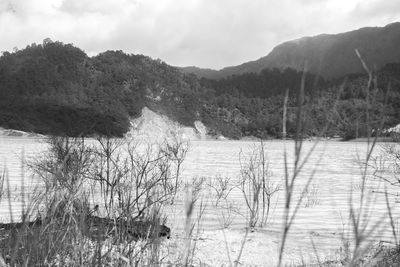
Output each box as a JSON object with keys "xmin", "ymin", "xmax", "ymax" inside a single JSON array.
[{"xmin": 161, "ymin": 227, "xmax": 344, "ymax": 266}]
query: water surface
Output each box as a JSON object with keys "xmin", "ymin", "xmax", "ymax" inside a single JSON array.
[{"xmin": 0, "ymin": 137, "xmax": 398, "ymax": 256}]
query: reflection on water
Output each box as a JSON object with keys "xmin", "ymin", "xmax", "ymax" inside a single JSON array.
[{"xmin": 0, "ymin": 137, "xmax": 398, "ymax": 252}]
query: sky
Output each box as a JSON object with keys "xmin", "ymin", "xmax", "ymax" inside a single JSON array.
[{"xmin": 0, "ymin": 0, "xmax": 399, "ymax": 70}]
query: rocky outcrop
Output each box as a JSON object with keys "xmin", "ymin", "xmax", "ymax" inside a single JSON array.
[
  {"xmin": 194, "ymin": 121, "xmax": 207, "ymax": 140},
  {"xmin": 125, "ymin": 107, "xmax": 210, "ymax": 142},
  {"xmin": 385, "ymin": 124, "xmax": 400, "ymax": 134}
]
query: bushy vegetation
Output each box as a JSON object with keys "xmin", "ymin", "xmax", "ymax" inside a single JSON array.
[{"xmin": 0, "ymin": 135, "xmax": 188, "ymax": 265}]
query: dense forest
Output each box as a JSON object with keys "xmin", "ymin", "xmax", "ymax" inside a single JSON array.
[{"xmin": 0, "ymin": 40, "xmax": 399, "ymax": 139}]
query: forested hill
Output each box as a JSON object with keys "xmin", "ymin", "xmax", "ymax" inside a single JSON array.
[
  {"xmin": 0, "ymin": 40, "xmax": 399, "ymax": 139},
  {"xmin": 181, "ymin": 22, "xmax": 400, "ymax": 80},
  {"xmin": 0, "ymin": 40, "xmax": 205, "ymax": 136}
]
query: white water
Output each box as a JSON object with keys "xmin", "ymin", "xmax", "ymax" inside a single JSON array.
[{"xmin": 0, "ymin": 137, "xmax": 398, "ymax": 265}]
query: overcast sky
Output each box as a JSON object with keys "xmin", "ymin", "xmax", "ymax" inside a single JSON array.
[{"xmin": 0, "ymin": 0, "xmax": 399, "ymax": 69}]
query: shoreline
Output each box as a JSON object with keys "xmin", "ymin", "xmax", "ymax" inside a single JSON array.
[
  {"xmin": 0, "ymin": 127, "xmax": 46, "ymax": 138},
  {"xmin": 1, "ymin": 127, "xmax": 398, "ymax": 143}
]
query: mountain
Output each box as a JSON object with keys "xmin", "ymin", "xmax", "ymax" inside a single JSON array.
[
  {"xmin": 181, "ymin": 22, "xmax": 400, "ymax": 79},
  {"xmin": 1, "ymin": 39, "xmax": 399, "ymax": 140}
]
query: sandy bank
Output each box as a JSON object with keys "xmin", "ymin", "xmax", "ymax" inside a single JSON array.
[{"xmin": 0, "ymin": 127, "xmax": 45, "ymax": 138}]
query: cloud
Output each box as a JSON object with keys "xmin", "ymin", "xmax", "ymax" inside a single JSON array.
[
  {"xmin": 351, "ymin": 0, "xmax": 400, "ymax": 20},
  {"xmin": 0, "ymin": 0, "xmax": 398, "ymax": 69}
]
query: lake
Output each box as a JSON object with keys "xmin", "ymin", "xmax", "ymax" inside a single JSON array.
[{"xmin": 0, "ymin": 136, "xmax": 398, "ymax": 264}]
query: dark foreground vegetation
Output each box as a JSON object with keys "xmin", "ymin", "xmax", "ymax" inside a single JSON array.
[{"xmin": 0, "ymin": 39, "xmax": 400, "ymax": 139}]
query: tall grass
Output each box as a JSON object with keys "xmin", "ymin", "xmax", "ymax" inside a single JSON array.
[
  {"xmin": 0, "ymin": 134, "xmax": 190, "ymax": 266},
  {"xmin": 277, "ymin": 66, "xmax": 323, "ymax": 267}
]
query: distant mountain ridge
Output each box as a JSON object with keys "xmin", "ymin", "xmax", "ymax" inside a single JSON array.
[{"xmin": 181, "ymin": 22, "xmax": 400, "ymax": 79}]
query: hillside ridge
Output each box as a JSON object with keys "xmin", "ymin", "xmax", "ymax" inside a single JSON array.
[{"xmin": 181, "ymin": 22, "xmax": 400, "ymax": 79}]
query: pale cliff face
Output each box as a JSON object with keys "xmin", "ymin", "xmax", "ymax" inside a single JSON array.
[{"xmin": 126, "ymin": 107, "xmax": 209, "ymax": 143}]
